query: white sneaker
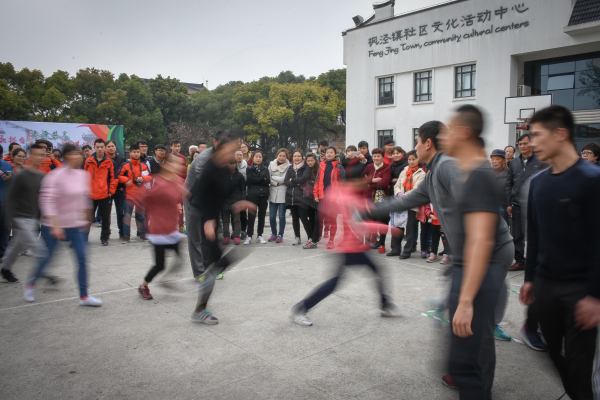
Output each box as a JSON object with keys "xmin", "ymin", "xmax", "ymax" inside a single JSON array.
[
  {"xmin": 244, "ymin": 237, "xmax": 252, "ymax": 245},
  {"xmin": 79, "ymin": 295, "xmax": 102, "ymax": 307},
  {"xmin": 292, "ymin": 237, "xmax": 301, "ymax": 245},
  {"xmin": 290, "ymin": 304, "xmax": 312, "ymax": 326},
  {"xmin": 23, "ymin": 281, "xmax": 35, "ymax": 302},
  {"xmin": 257, "ymin": 236, "xmax": 267, "ymax": 244}
]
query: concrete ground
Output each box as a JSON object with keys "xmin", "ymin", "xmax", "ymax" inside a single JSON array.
[{"xmin": 0, "ymin": 212, "xmax": 568, "ymax": 400}]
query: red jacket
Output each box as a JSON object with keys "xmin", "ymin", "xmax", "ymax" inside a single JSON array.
[
  {"xmin": 145, "ymin": 175, "xmax": 184, "ymax": 234},
  {"xmin": 313, "ymin": 160, "xmax": 345, "ymax": 199},
  {"xmin": 382, "ymin": 155, "xmax": 393, "ymax": 166},
  {"xmin": 26, "ymin": 157, "xmax": 62, "ymax": 174},
  {"xmin": 85, "ymin": 154, "xmax": 117, "ymax": 200},
  {"xmin": 363, "ymin": 162, "xmax": 391, "ymax": 199},
  {"xmin": 167, "ymin": 153, "xmax": 187, "ymax": 180},
  {"xmin": 118, "ymin": 158, "xmax": 152, "ymax": 201}
]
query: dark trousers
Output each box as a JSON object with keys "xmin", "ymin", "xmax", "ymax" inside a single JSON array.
[
  {"xmin": 299, "ymin": 252, "xmax": 390, "ymax": 311},
  {"xmin": 448, "ymin": 242, "xmax": 513, "ymax": 400},
  {"xmin": 420, "ymin": 221, "xmax": 431, "ymax": 252},
  {"xmin": 309, "ymin": 207, "xmax": 318, "ymax": 241},
  {"xmin": 440, "ymin": 228, "xmax": 451, "ymax": 255},
  {"xmin": 375, "ymin": 214, "xmax": 390, "ymax": 246},
  {"xmin": 195, "ymin": 219, "xmax": 230, "ymax": 313},
  {"xmin": 145, "ymin": 243, "xmax": 180, "ymax": 283},
  {"xmin": 317, "ymin": 203, "xmax": 337, "ymax": 242},
  {"xmin": 92, "ymin": 197, "xmax": 112, "ymax": 241},
  {"xmin": 0, "ymin": 206, "xmax": 10, "ymax": 257},
  {"xmin": 401, "ymin": 210, "xmax": 418, "ymax": 255},
  {"xmin": 511, "ymin": 204, "xmax": 526, "ymax": 264},
  {"xmin": 247, "ymin": 196, "xmax": 268, "ymax": 237},
  {"xmin": 534, "ymin": 276, "xmax": 597, "ymax": 400},
  {"xmin": 390, "ymin": 228, "xmax": 404, "ymax": 254},
  {"xmin": 112, "ymin": 190, "xmax": 125, "ymax": 237},
  {"xmin": 290, "ymin": 205, "xmax": 313, "ymax": 239}
]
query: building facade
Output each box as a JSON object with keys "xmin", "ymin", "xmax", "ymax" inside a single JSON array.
[{"xmin": 343, "ymin": 0, "xmax": 600, "ymax": 152}]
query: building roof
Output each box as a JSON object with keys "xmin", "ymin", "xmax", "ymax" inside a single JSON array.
[
  {"xmin": 180, "ymin": 82, "xmax": 205, "ymax": 92},
  {"xmin": 568, "ymin": 0, "xmax": 600, "ymax": 26}
]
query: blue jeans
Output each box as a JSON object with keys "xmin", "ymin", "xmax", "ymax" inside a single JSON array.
[
  {"xmin": 124, "ymin": 200, "xmax": 145, "ymax": 237},
  {"xmin": 33, "ymin": 226, "xmax": 88, "ymax": 298},
  {"xmin": 269, "ymin": 203, "xmax": 286, "ymax": 236}
]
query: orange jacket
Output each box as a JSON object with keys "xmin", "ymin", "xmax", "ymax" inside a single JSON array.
[
  {"xmin": 118, "ymin": 158, "xmax": 151, "ymax": 201},
  {"xmin": 313, "ymin": 160, "xmax": 345, "ymax": 199},
  {"xmin": 25, "ymin": 157, "xmax": 62, "ymax": 174},
  {"xmin": 3, "ymin": 154, "xmax": 13, "ymax": 167},
  {"xmin": 84, "ymin": 154, "xmax": 117, "ymax": 200}
]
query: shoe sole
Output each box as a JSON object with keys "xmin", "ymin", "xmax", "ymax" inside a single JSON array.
[
  {"xmin": 494, "ymin": 335, "xmax": 511, "ymax": 341},
  {"xmin": 138, "ymin": 290, "xmax": 153, "ymax": 300},
  {"xmin": 442, "ymin": 380, "xmax": 458, "ymax": 390}
]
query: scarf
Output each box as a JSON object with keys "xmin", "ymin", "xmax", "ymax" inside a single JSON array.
[
  {"xmin": 495, "ymin": 164, "xmax": 507, "ymax": 176},
  {"xmin": 293, "ymin": 161, "xmax": 304, "ymax": 171},
  {"xmin": 403, "ymin": 165, "xmax": 420, "ymax": 192}
]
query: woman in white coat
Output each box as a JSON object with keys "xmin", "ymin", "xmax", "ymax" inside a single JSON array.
[{"xmin": 268, "ymin": 149, "xmax": 290, "ymax": 243}]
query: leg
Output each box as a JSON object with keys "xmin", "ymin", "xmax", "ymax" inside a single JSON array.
[
  {"xmin": 402, "ymin": 211, "xmax": 417, "ymax": 255},
  {"xmin": 232, "ymin": 212, "xmax": 241, "ymax": 238},
  {"xmin": 2, "ymin": 218, "xmax": 33, "ymax": 271},
  {"xmin": 134, "ymin": 203, "xmax": 146, "ymax": 236},
  {"xmin": 353, "ymin": 252, "xmax": 390, "ymax": 307},
  {"xmin": 246, "ymin": 197, "xmax": 257, "ymax": 237},
  {"xmin": 328, "ymin": 212, "xmax": 337, "ymax": 240},
  {"xmin": 144, "ymin": 244, "xmax": 167, "ymax": 283},
  {"xmin": 389, "ymin": 229, "xmax": 404, "ymax": 254},
  {"xmin": 99, "ymin": 197, "xmax": 112, "ymax": 241},
  {"xmin": 290, "ymin": 206, "xmax": 301, "ymax": 238},
  {"xmin": 297, "ymin": 207, "xmax": 313, "ymax": 240},
  {"xmin": 257, "ymin": 197, "xmax": 268, "ymax": 237},
  {"xmin": 222, "ymin": 211, "xmax": 231, "ymax": 238},
  {"xmin": 31, "ymin": 225, "xmax": 59, "ymax": 285},
  {"xmin": 240, "ymin": 210, "xmax": 247, "ymax": 232},
  {"xmin": 66, "ymin": 228, "xmax": 88, "ymax": 298},
  {"xmin": 378, "ymin": 214, "xmax": 390, "ymax": 247},
  {"xmin": 123, "ymin": 200, "xmax": 133, "ymax": 238},
  {"xmin": 277, "ymin": 203, "xmax": 286, "ymax": 236},
  {"xmin": 511, "ymin": 205, "xmax": 526, "ymax": 264},
  {"xmin": 113, "ymin": 191, "xmax": 125, "ymax": 238},
  {"xmin": 420, "ymin": 222, "xmax": 430, "ymax": 252},
  {"xmin": 185, "ymin": 202, "xmax": 205, "ymax": 277},
  {"xmin": 430, "ymin": 225, "xmax": 441, "ymax": 255},
  {"xmin": 300, "ymin": 260, "xmax": 347, "ymax": 311},
  {"xmin": 269, "ymin": 202, "xmax": 278, "ymax": 237},
  {"xmin": 494, "ymin": 280, "xmax": 508, "ymax": 326},
  {"xmin": 309, "ymin": 207, "xmax": 319, "ymax": 242}
]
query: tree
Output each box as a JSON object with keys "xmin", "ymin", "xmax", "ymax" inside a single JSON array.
[
  {"xmin": 579, "ymin": 60, "xmax": 600, "ymax": 109},
  {"xmin": 69, "ymin": 68, "xmax": 115, "ymax": 123},
  {"xmin": 0, "ymin": 78, "xmax": 29, "ymax": 120},
  {"xmin": 168, "ymin": 121, "xmax": 213, "ymax": 156},
  {"xmin": 147, "ymin": 75, "xmax": 190, "ymax": 127}
]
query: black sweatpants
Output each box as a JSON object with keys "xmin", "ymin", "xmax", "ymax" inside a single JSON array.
[
  {"xmin": 511, "ymin": 204, "xmax": 526, "ymax": 264},
  {"xmin": 430, "ymin": 225, "xmax": 441, "ymax": 255},
  {"xmin": 247, "ymin": 196, "xmax": 268, "ymax": 237},
  {"xmin": 308, "ymin": 207, "xmax": 318, "ymax": 242},
  {"xmin": 534, "ymin": 276, "xmax": 597, "ymax": 400},
  {"xmin": 401, "ymin": 210, "xmax": 417, "ymax": 255},
  {"xmin": 290, "ymin": 205, "xmax": 313, "ymax": 240},
  {"xmin": 144, "ymin": 242, "xmax": 180, "ymax": 283},
  {"xmin": 93, "ymin": 197, "xmax": 112, "ymax": 241}
]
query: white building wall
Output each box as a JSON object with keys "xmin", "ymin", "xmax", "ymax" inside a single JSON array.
[{"xmin": 344, "ymin": 0, "xmax": 600, "ymax": 152}]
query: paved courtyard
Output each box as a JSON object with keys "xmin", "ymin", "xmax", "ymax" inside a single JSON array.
[{"xmin": 0, "ymin": 213, "xmax": 568, "ymax": 400}]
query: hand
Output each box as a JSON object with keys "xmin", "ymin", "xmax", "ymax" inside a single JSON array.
[
  {"xmin": 519, "ymin": 282, "xmax": 535, "ymax": 306},
  {"xmin": 51, "ymin": 226, "xmax": 65, "ymax": 240},
  {"xmin": 125, "ymin": 180, "xmax": 132, "ymax": 187},
  {"xmin": 345, "ymin": 153, "xmax": 352, "ymax": 159},
  {"xmin": 232, "ymin": 200, "xmax": 256, "ymax": 215},
  {"xmin": 49, "ymin": 152, "xmax": 55, "ymax": 160},
  {"xmin": 358, "ymin": 154, "xmax": 365, "ymax": 161},
  {"xmin": 507, "ymin": 206, "xmax": 513, "ymax": 216},
  {"xmin": 431, "ymin": 215, "xmax": 437, "ymax": 221},
  {"xmin": 177, "ymin": 205, "xmax": 183, "ymax": 214},
  {"xmin": 204, "ymin": 219, "xmax": 216, "ymax": 242},
  {"xmin": 1, "ymin": 172, "xmax": 9, "ymax": 181},
  {"xmin": 452, "ymin": 301, "xmax": 474, "ymax": 338},
  {"xmin": 575, "ymin": 296, "xmax": 600, "ymax": 330},
  {"xmin": 314, "ymin": 197, "xmax": 319, "ymax": 203},
  {"xmin": 372, "ymin": 177, "xmax": 382, "ymax": 183}
]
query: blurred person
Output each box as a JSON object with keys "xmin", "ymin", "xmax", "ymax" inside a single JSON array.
[
  {"xmin": 317, "ymin": 140, "xmax": 329, "ymax": 162},
  {"xmin": 506, "ymin": 133, "xmax": 545, "ymax": 272},
  {"xmin": 10, "ymin": 148, "xmax": 27, "ymax": 174},
  {"xmin": 198, "ymin": 141, "xmax": 208, "ymax": 154},
  {"xmin": 84, "ymin": 138, "xmax": 117, "ymax": 245},
  {"xmin": 135, "ymin": 140, "xmax": 149, "ymax": 163},
  {"xmin": 582, "ymin": 142, "xmax": 600, "ymax": 166},
  {"xmin": 313, "ymin": 146, "xmax": 346, "ymax": 249},
  {"xmin": 290, "ymin": 172, "xmax": 400, "ymax": 326},
  {"xmin": 23, "ymin": 144, "xmax": 102, "ymax": 306},
  {"xmin": 221, "ymin": 159, "xmax": 245, "ymax": 247},
  {"xmin": 244, "ymin": 151, "xmax": 269, "ymax": 245},
  {"xmin": 382, "ymin": 137, "xmax": 395, "ymax": 166},
  {"xmin": 1, "ymin": 144, "xmax": 45, "ymax": 283},
  {"xmin": 357, "ymin": 140, "xmax": 373, "ymax": 166},
  {"xmin": 52, "ymin": 149, "xmax": 63, "ymax": 164},
  {"xmin": 137, "ymin": 155, "xmax": 187, "ymax": 300},
  {"xmin": 389, "ymin": 146, "xmax": 407, "ymax": 196},
  {"xmin": 363, "ymin": 148, "xmax": 391, "ymax": 253},
  {"xmin": 3, "ymin": 142, "xmax": 21, "ymax": 166},
  {"xmin": 234, "ymin": 148, "xmax": 248, "ymax": 239},
  {"xmin": 268, "ymin": 148, "xmax": 290, "ymax": 243},
  {"xmin": 302, "ymin": 152, "xmax": 320, "ymax": 249},
  {"xmin": 285, "ymin": 149, "xmax": 312, "ymax": 246},
  {"xmin": 504, "ymin": 145, "xmax": 515, "ymax": 165},
  {"xmin": 520, "ymin": 105, "xmax": 600, "ymax": 400},
  {"xmin": 240, "ymin": 141, "xmax": 252, "ymax": 166},
  {"xmin": 0, "ymin": 145, "xmax": 14, "ymax": 262},
  {"xmin": 169, "ymin": 139, "xmax": 187, "ymax": 233},
  {"xmin": 490, "ymin": 149, "xmax": 510, "ymax": 227},
  {"xmin": 425, "ymin": 204, "xmax": 444, "ymax": 263},
  {"xmin": 27, "ymin": 140, "xmax": 62, "ymax": 174},
  {"xmin": 392, "ymin": 150, "xmax": 425, "ymax": 258},
  {"xmin": 188, "ymin": 141, "xmax": 256, "ymax": 324},
  {"xmin": 106, "ymin": 140, "xmax": 126, "ymax": 240},
  {"xmin": 148, "ymin": 144, "xmax": 166, "ymax": 175},
  {"xmin": 118, "ymin": 144, "xmax": 151, "ymax": 243}
]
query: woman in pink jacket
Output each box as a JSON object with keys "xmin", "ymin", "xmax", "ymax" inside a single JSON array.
[{"xmin": 23, "ymin": 144, "xmax": 101, "ymax": 306}]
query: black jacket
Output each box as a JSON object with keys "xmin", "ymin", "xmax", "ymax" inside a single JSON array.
[
  {"xmin": 506, "ymin": 153, "xmax": 546, "ymax": 206},
  {"xmin": 389, "ymin": 158, "xmax": 408, "ymax": 195},
  {"xmin": 222, "ymin": 170, "xmax": 246, "ymax": 211},
  {"xmin": 189, "ymin": 159, "xmax": 237, "ymax": 220},
  {"xmin": 110, "ymin": 154, "xmax": 127, "ymax": 195},
  {"xmin": 246, "ymin": 163, "xmax": 270, "ymax": 198},
  {"xmin": 284, "ymin": 164, "xmax": 311, "ymax": 209}
]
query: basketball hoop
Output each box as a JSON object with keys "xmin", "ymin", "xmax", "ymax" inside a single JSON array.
[{"xmin": 516, "ymin": 118, "xmax": 530, "ymax": 131}]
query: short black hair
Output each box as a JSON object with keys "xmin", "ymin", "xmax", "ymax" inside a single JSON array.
[
  {"xmin": 8, "ymin": 142, "xmax": 20, "ymax": 152},
  {"xmin": 62, "ymin": 143, "xmax": 77, "ymax": 157},
  {"xmin": 455, "ymin": 104, "xmax": 484, "ymax": 138},
  {"xmin": 198, "ymin": 141, "xmax": 207, "ymax": 146},
  {"xmin": 583, "ymin": 142, "xmax": 600, "ymax": 159},
  {"xmin": 170, "ymin": 139, "xmax": 181, "ymax": 146},
  {"xmin": 44, "ymin": 140, "xmax": 53, "ymax": 149},
  {"xmin": 406, "ymin": 150, "xmax": 418, "ymax": 158},
  {"xmin": 358, "ymin": 140, "xmax": 369, "ymax": 149},
  {"xmin": 154, "ymin": 144, "xmax": 166, "ymax": 152},
  {"xmin": 318, "ymin": 140, "xmax": 329, "ymax": 147},
  {"xmin": 129, "ymin": 144, "xmax": 140, "ymax": 151},
  {"xmin": 392, "ymin": 146, "xmax": 405, "ymax": 155},
  {"xmin": 504, "ymin": 145, "xmax": 515, "ymax": 152},
  {"xmin": 214, "ymin": 130, "xmax": 233, "ymax": 144},
  {"xmin": 34, "ymin": 140, "xmax": 46, "ymax": 146},
  {"xmin": 418, "ymin": 121, "xmax": 443, "ymax": 150},
  {"xmin": 326, "ymin": 146, "xmax": 337, "ymax": 153},
  {"xmin": 383, "ymin": 137, "xmax": 395, "ymax": 146},
  {"xmin": 529, "ymin": 105, "xmax": 575, "ymax": 144},
  {"xmin": 30, "ymin": 143, "xmax": 45, "ymax": 151},
  {"xmin": 135, "ymin": 139, "xmax": 148, "ymax": 146},
  {"xmin": 517, "ymin": 133, "xmax": 531, "ymax": 144},
  {"xmin": 94, "ymin": 138, "xmax": 105, "ymax": 146},
  {"xmin": 82, "ymin": 145, "xmax": 92, "ymax": 151},
  {"xmin": 106, "ymin": 140, "xmax": 116, "ymax": 147},
  {"xmin": 346, "ymin": 145, "xmax": 357, "ymax": 152}
]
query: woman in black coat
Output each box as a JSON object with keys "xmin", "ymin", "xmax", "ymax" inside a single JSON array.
[
  {"xmin": 284, "ymin": 150, "xmax": 313, "ymax": 246},
  {"xmin": 389, "ymin": 146, "xmax": 407, "ymax": 196},
  {"xmin": 245, "ymin": 151, "xmax": 270, "ymax": 244}
]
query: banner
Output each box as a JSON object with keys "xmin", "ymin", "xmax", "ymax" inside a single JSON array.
[{"xmin": 0, "ymin": 121, "xmax": 125, "ymax": 155}]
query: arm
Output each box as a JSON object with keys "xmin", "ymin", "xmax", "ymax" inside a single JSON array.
[
  {"xmin": 51, "ymin": 158, "xmax": 62, "ymax": 168},
  {"xmin": 283, "ymin": 168, "xmax": 295, "ymax": 187},
  {"xmin": 108, "ymin": 162, "xmax": 117, "ymax": 195},
  {"xmin": 290, "ymin": 167, "xmax": 310, "ymax": 186},
  {"xmin": 337, "ymin": 164, "xmax": 346, "ymax": 181},
  {"xmin": 118, "ymin": 165, "xmax": 131, "ymax": 184},
  {"xmin": 270, "ymin": 170, "xmax": 285, "ymax": 186},
  {"xmin": 369, "ymin": 174, "xmax": 432, "ymax": 219}
]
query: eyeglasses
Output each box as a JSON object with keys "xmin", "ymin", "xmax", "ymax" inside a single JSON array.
[{"xmin": 582, "ymin": 151, "xmax": 594, "ymax": 156}]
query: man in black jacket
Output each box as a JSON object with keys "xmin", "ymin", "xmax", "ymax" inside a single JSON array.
[
  {"xmin": 505, "ymin": 133, "xmax": 546, "ymax": 271},
  {"xmin": 106, "ymin": 140, "xmax": 126, "ymax": 239}
]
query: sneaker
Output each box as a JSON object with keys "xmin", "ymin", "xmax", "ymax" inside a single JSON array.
[
  {"xmin": 441, "ymin": 375, "xmax": 458, "ymax": 390},
  {"xmin": 194, "ymin": 274, "xmax": 206, "ymax": 283},
  {"xmin": 292, "ymin": 237, "xmax": 301, "ymax": 245},
  {"xmin": 1, "ymin": 268, "xmax": 19, "ymax": 283},
  {"xmin": 268, "ymin": 235, "xmax": 277, "ymax": 242},
  {"xmin": 223, "ymin": 237, "xmax": 230, "ymax": 245},
  {"xmin": 290, "ymin": 304, "xmax": 312, "ymax": 326},
  {"xmin": 234, "ymin": 238, "xmax": 240, "ymax": 245},
  {"xmin": 191, "ymin": 310, "xmax": 218, "ymax": 324},
  {"xmin": 79, "ymin": 295, "xmax": 102, "ymax": 306},
  {"xmin": 276, "ymin": 235, "xmax": 283, "ymax": 243},
  {"xmin": 257, "ymin": 236, "xmax": 267, "ymax": 244},
  {"xmin": 440, "ymin": 254, "xmax": 450, "ymax": 265},
  {"xmin": 121, "ymin": 236, "xmax": 130, "ymax": 244},
  {"xmin": 426, "ymin": 253, "xmax": 437, "ymax": 263},
  {"xmin": 326, "ymin": 240, "xmax": 334, "ymax": 250},
  {"xmin": 381, "ymin": 300, "xmax": 400, "ymax": 317},
  {"xmin": 494, "ymin": 325, "xmax": 511, "ymax": 341},
  {"xmin": 216, "ymin": 274, "xmax": 223, "ymax": 280},
  {"xmin": 303, "ymin": 241, "xmax": 317, "ymax": 249},
  {"xmin": 378, "ymin": 246, "xmax": 386, "ymax": 254},
  {"xmin": 420, "ymin": 251, "xmax": 427, "ymax": 258},
  {"xmin": 23, "ymin": 281, "xmax": 35, "ymax": 302},
  {"xmin": 244, "ymin": 237, "xmax": 252, "ymax": 245},
  {"xmin": 101, "ymin": 240, "xmax": 108, "ymax": 246},
  {"xmin": 93, "ymin": 222, "xmax": 101, "ymax": 227},
  {"xmin": 139, "ymin": 234, "xmax": 148, "ymax": 241},
  {"xmin": 138, "ymin": 285, "xmax": 153, "ymax": 300},
  {"xmin": 519, "ymin": 324, "xmax": 548, "ymax": 351},
  {"xmin": 240, "ymin": 231, "xmax": 247, "ymax": 239}
]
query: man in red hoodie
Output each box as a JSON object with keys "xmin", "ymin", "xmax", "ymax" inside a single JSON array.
[
  {"xmin": 119, "ymin": 144, "xmax": 152, "ymax": 243},
  {"xmin": 84, "ymin": 138, "xmax": 117, "ymax": 245},
  {"xmin": 169, "ymin": 139, "xmax": 187, "ymax": 233}
]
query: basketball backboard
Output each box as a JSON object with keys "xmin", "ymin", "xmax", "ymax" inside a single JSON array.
[{"xmin": 504, "ymin": 94, "xmax": 553, "ymax": 124}]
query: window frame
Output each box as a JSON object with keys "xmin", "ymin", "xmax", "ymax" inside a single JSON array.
[
  {"xmin": 414, "ymin": 70, "xmax": 433, "ymax": 103},
  {"xmin": 377, "ymin": 129, "xmax": 394, "ymax": 149},
  {"xmin": 378, "ymin": 76, "xmax": 395, "ymax": 106},
  {"xmin": 454, "ymin": 63, "xmax": 477, "ymax": 99}
]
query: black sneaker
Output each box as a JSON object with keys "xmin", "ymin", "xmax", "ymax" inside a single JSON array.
[{"xmin": 1, "ymin": 268, "xmax": 19, "ymax": 283}]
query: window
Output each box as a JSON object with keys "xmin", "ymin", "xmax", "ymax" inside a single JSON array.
[
  {"xmin": 378, "ymin": 130, "xmax": 393, "ymax": 148},
  {"xmin": 413, "ymin": 128, "xmax": 419, "ymax": 148},
  {"xmin": 379, "ymin": 77, "xmax": 394, "ymax": 105},
  {"xmin": 455, "ymin": 64, "xmax": 476, "ymax": 98},
  {"xmin": 414, "ymin": 71, "xmax": 432, "ymax": 102}
]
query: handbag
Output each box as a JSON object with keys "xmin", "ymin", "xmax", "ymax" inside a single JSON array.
[
  {"xmin": 373, "ymin": 183, "xmax": 386, "ymax": 203},
  {"xmin": 389, "ymin": 193, "xmax": 407, "ymax": 228}
]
